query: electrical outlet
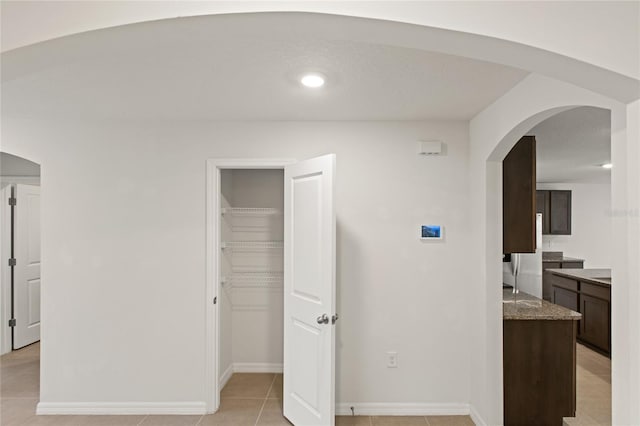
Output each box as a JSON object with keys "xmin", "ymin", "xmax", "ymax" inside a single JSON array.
[{"xmin": 386, "ymin": 351, "xmax": 398, "ymax": 368}]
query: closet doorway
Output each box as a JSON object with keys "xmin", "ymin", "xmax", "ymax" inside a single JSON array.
[
  {"xmin": 1, "ymin": 152, "xmax": 41, "ymax": 355},
  {"xmin": 206, "ymin": 156, "xmax": 337, "ymax": 426}
]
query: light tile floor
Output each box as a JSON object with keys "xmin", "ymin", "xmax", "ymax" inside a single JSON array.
[
  {"xmin": 0, "ymin": 343, "xmax": 475, "ymax": 425},
  {"xmin": 564, "ymin": 343, "xmax": 611, "ymax": 426}
]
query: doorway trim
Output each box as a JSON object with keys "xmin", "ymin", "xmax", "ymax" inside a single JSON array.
[
  {"xmin": 205, "ymin": 158, "xmax": 295, "ymax": 413},
  {"xmin": 0, "ymin": 185, "xmax": 13, "ymax": 355}
]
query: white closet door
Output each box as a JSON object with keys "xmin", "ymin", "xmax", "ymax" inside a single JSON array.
[
  {"xmin": 283, "ymin": 154, "xmax": 336, "ymax": 426},
  {"xmin": 13, "ymin": 184, "xmax": 41, "ymax": 349}
]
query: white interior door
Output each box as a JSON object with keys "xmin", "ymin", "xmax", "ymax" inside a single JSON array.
[
  {"xmin": 13, "ymin": 184, "xmax": 41, "ymax": 349},
  {"xmin": 283, "ymin": 154, "xmax": 336, "ymax": 426}
]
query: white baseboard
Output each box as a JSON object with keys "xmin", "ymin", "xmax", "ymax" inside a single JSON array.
[
  {"xmin": 218, "ymin": 362, "xmax": 280, "ymax": 389},
  {"xmin": 219, "ymin": 363, "xmax": 234, "ymax": 389},
  {"xmin": 36, "ymin": 401, "xmax": 206, "ymax": 416},
  {"xmin": 336, "ymin": 402, "xmax": 470, "ymax": 416},
  {"xmin": 233, "ymin": 362, "xmax": 283, "ymax": 373},
  {"xmin": 469, "ymin": 404, "xmax": 487, "ymax": 426}
]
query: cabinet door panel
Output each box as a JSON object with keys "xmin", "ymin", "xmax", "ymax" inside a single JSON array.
[
  {"xmin": 536, "ymin": 190, "xmax": 551, "ymax": 235},
  {"xmin": 550, "ymin": 190, "xmax": 572, "ymax": 235},
  {"xmin": 503, "ymin": 136, "xmax": 536, "ymax": 253},
  {"xmin": 579, "ymin": 294, "xmax": 610, "ymax": 352}
]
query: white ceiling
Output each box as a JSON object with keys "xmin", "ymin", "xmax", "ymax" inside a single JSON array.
[
  {"xmin": 0, "ymin": 152, "xmax": 41, "ymax": 176},
  {"xmin": 530, "ymin": 106, "xmax": 611, "ymax": 184},
  {"xmin": 1, "ymin": 13, "xmax": 528, "ymax": 121}
]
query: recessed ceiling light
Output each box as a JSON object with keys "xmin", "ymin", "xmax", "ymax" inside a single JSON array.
[
  {"xmin": 602, "ymin": 163, "xmax": 613, "ymax": 169},
  {"xmin": 300, "ymin": 73, "xmax": 325, "ymax": 88}
]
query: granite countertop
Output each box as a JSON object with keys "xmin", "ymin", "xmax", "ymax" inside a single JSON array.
[
  {"xmin": 503, "ymin": 289, "xmax": 582, "ymax": 321},
  {"xmin": 542, "ymin": 256, "xmax": 585, "ymax": 263},
  {"xmin": 546, "ymin": 268, "xmax": 611, "ymax": 287}
]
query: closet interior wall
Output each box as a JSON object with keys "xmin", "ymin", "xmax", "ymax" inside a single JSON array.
[{"xmin": 219, "ymin": 169, "xmax": 284, "ymax": 382}]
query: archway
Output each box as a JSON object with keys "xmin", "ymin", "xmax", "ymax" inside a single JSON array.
[{"xmin": 469, "ymin": 74, "xmax": 634, "ymax": 425}]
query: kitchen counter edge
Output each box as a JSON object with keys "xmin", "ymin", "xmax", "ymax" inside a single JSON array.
[
  {"xmin": 546, "ymin": 268, "xmax": 611, "ymax": 287},
  {"xmin": 503, "ymin": 289, "xmax": 582, "ymax": 321}
]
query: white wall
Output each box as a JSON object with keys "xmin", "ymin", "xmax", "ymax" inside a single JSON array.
[
  {"xmin": 538, "ymin": 183, "xmax": 612, "ymax": 268},
  {"xmin": 1, "ymin": 118, "xmax": 472, "ymax": 412}
]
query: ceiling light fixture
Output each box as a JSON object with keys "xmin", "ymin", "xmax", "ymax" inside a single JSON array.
[
  {"xmin": 300, "ymin": 73, "xmax": 325, "ymax": 88},
  {"xmin": 602, "ymin": 163, "xmax": 613, "ymax": 169}
]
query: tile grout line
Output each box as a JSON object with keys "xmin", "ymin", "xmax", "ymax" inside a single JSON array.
[
  {"xmin": 254, "ymin": 374, "xmax": 277, "ymax": 426},
  {"xmin": 195, "ymin": 414, "xmax": 205, "ymax": 426},
  {"xmin": 135, "ymin": 415, "xmax": 148, "ymax": 426}
]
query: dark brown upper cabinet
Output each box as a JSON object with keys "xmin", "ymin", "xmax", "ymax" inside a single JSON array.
[
  {"xmin": 536, "ymin": 190, "xmax": 551, "ymax": 234},
  {"xmin": 536, "ymin": 190, "xmax": 572, "ymax": 235},
  {"xmin": 503, "ymin": 136, "xmax": 536, "ymax": 254}
]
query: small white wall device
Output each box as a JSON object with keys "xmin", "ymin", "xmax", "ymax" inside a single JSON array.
[
  {"xmin": 417, "ymin": 140, "xmax": 443, "ymax": 156},
  {"xmin": 421, "ymin": 225, "xmax": 443, "ymax": 239}
]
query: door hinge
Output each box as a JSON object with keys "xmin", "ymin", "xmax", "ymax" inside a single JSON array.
[
  {"xmin": 8, "ymin": 258, "xmax": 16, "ymax": 267},
  {"xmin": 8, "ymin": 319, "xmax": 16, "ymax": 327},
  {"xmin": 213, "ymin": 297, "xmax": 217, "ymax": 305},
  {"xmin": 8, "ymin": 197, "xmax": 16, "ymax": 206}
]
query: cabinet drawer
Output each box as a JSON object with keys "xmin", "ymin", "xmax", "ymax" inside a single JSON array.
[
  {"xmin": 562, "ymin": 262, "xmax": 583, "ymax": 269},
  {"xmin": 581, "ymin": 282, "xmax": 610, "ymax": 301},
  {"xmin": 551, "ymin": 275, "xmax": 579, "ymax": 292}
]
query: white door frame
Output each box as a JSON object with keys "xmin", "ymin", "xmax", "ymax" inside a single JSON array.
[
  {"xmin": 0, "ymin": 185, "xmax": 13, "ymax": 355},
  {"xmin": 205, "ymin": 158, "xmax": 295, "ymax": 413}
]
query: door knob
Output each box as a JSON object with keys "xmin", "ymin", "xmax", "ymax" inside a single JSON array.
[
  {"xmin": 332, "ymin": 314, "xmax": 339, "ymax": 324},
  {"xmin": 317, "ymin": 314, "xmax": 329, "ymax": 325}
]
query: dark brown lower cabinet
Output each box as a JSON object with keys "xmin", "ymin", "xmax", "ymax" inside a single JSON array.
[
  {"xmin": 542, "ymin": 260, "xmax": 584, "ymax": 302},
  {"xmin": 580, "ymin": 294, "xmax": 610, "ymax": 352},
  {"xmin": 504, "ymin": 319, "xmax": 577, "ymax": 426},
  {"xmin": 550, "ymin": 274, "xmax": 611, "ymax": 355},
  {"xmin": 542, "ymin": 263, "xmax": 562, "ymax": 301}
]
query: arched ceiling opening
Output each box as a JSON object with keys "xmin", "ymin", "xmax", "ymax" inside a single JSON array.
[
  {"xmin": 2, "ymin": 11, "xmax": 638, "ymax": 123},
  {"xmin": 2, "ymin": 1, "xmax": 639, "ymax": 81},
  {"xmin": 2, "ymin": 13, "xmax": 532, "ymax": 121}
]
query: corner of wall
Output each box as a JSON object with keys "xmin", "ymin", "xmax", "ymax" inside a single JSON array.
[{"xmin": 469, "ymin": 404, "xmax": 488, "ymax": 426}]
